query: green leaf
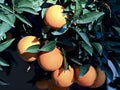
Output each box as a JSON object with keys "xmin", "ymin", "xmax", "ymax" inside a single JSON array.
[
  {"xmin": 74, "ymin": 0, "xmax": 82, "ymax": 18},
  {"xmin": 71, "ymin": 58, "xmax": 82, "ymax": 65},
  {"xmin": 0, "ymin": 65, "xmax": 3, "ymax": 71},
  {"xmin": 25, "ymin": 45, "xmax": 40, "ymax": 53},
  {"xmin": 79, "ymin": 64, "xmax": 90, "ymax": 77},
  {"xmin": 75, "ymin": 28, "xmax": 91, "ymax": 47},
  {"xmin": 81, "ymin": 42, "xmax": 93, "ymax": 56},
  {"xmin": 15, "ymin": 7, "xmax": 39, "ymax": 15},
  {"xmin": 0, "ymin": 79, "xmax": 8, "ymax": 85},
  {"xmin": 76, "ymin": 12, "xmax": 104, "ymax": 24},
  {"xmin": 0, "ymin": 14, "xmax": 16, "ymax": 34},
  {"xmin": 0, "ymin": 57, "xmax": 9, "ymax": 66},
  {"xmin": 51, "ymin": 24, "xmax": 68, "ymax": 35},
  {"xmin": 14, "ymin": 0, "xmax": 32, "ymax": 8},
  {"xmin": 41, "ymin": 8, "xmax": 47, "ymax": 19},
  {"xmin": 0, "ymin": 14, "xmax": 15, "ymax": 27},
  {"xmin": 46, "ymin": 0, "xmax": 57, "ymax": 4},
  {"xmin": 39, "ymin": 41, "xmax": 57, "ymax": 52},
  {"xmin": 112, "ymin": 26, "xmax": 120, "ymax": 35},
  {"xmin": 62, "ymin": 48, "xmax": 69, "ymax": 70},
  {"xmin": 0, "ymin": 3, "xmax": 13, "ymax": 13},
  {"xmin": 0, "ymin": 38, "xmax": 15, "ymax": 52},
  {"xmin": 92, "ymin": 42, "xmax": 103, "ymax": 55},
  {"xmin": 15, "ymin": 14, "xmax": 32, "ymax": 27}
]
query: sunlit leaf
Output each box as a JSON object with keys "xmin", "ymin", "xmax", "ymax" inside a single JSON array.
[
  {"xmin": 0, "ymin": 3, "xmax": 13, "ymax": 13},
  {"xmin": 25, "ymin": 45, "xmax": 40, "ymax": 53},
  {"xmin": 92, "ymin": 42, "xmax": 103, "ymax": 55},
  {"xmin": 0, "ymin": 14, "xmax": 15, "ymax": 27},
  {"xmin": 15, "ymin": 7, "xmax": 39, "ymax": 15},
  {"xmin": 81, "ymin": 42, "xmax": 93, "ymax": 56},
  {"xmin": 0, "ymin": 57, "xmax": 9, "ymax": 66},
  {"xmin": 79, "ymin": 64, "xmax": 90, "ymax": 77},
  {"xmin": 46, "ymin": 0, "xmax": 57, "ymax": 4},
  {"xmin": 15, "ymin": 14, "xmax": 32, "ymax": 27},
  {"xmin": 74, "ymin": 0, "xmax": 82, "ymax": 18},
  {"xmin": 76, "ymin": 12, "xmax": 104, "ymax": 24},
  {"xmin": 0, "ymin": 38, "xmax": 15, "ymax": 52},
  {"xmin": 39, "ymin": 40, "xmax": 57, "ymax": 52}
]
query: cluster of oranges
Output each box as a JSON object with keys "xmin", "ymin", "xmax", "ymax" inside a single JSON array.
[
  {"xmin": 17, "ymin": 4, "xmax": 106, "ymax": 90},
  {"xmin": 17, "ymin": 36, "xmax": 106, "ymax": 90}
]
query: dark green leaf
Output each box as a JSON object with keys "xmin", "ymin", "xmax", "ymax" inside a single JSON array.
[
  {"xmin": 0, "ymin": 3, "xmax": 13, "ymax": 13},
  {"xmin": 0, "ymin": 57, "xmax": 9, "ymax": 66},
  {"xmin": 15, "ymin": 14, "xmax": 32, "ymax": 27},
  {"xmin": 39, "ymin": 41, "xmax": 57, "ymax": 52},
  {"xmin": 75, "ymin": 28, "xmax": 91, "ymax": 47},
  {"xmin": 0, "ymin": 79, "xmax": 8, "ymax": 85},
  {"xmin": 112, "ymin": 26, "xmax": 120, "ymax": 35},
  {"xmin": 15, "ymin": 7, "xmax": 39, "ymax": 15},
  {"xmin": 25, "ymin": 45, "xmax": 40, "ymax": 53},
  {"xmin": 92, "ymin": 42, "xmax": 103, "ymax": 55},
  {"xmin": 71, "ymin": 58, "xmax": 82, "ymax": 65},
  {"xmin": 81, "ymin": 42, "xmax": 93, "ymax": 56},
  {"xmin": 62, "ymin": 48, "xmax": 69, "ymax": 70},
  {"xmin": 74, "ymin": 0, "xmax": 82, "ymax": 18},
  {"xmin": 79, "ymin": 64, "xmax": 90, "ymax": 77},
  {"xmin": 101, "ymin": 64, "xmax": 114, "ymax": 81},
  {"xmin": 76, "ymin": 12, "xmax": 104, "ymax": 24},
  {"xmin": 0, "ymin": 65, "xmax": 3, "ymax": 71},
  {"xmin": 0, "ymin": 14, "xmax": 15, "ymax": 27},
  {"xmin": 0, "ymin": 38, "xmax": 15, "ymax": 52}
]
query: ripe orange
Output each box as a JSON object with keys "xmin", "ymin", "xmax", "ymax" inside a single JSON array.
[
  {"xmin": 48, "ymin": 79, "xmax": 70, "ymax": 90},
  {"xmin": 74, "ymin": 65, "xmax": 97, "ymax": 87},
  {"xmin": 90, "ymin": 67, "xmax": 106, "ymax": 88},
  {"xmin": 44, "ymin": 5, "xmax": 67, "ymax": 29},
  {"xmin": 52, "ymin": 65, "xmax": 74, "ymax": 87},
  {"xmin": 35, "ymin": 79, "xmax": 49, "ymax": 90},
  {"xmin": 17, "ymin": 36, "xmax": 40, "ymax": 62},
  {"xmin": 38, "ymin": 47, "xmax": 63, "ymax": 71}
]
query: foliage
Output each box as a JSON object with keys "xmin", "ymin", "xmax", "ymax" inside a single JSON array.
[{"xmin": 0, "ymin": 0, "xmax": 120, "ymax": 88}]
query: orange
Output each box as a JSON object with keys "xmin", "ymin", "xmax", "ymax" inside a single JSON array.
[
  {"xmin": 48, "ymin": 79, "xmax": 70, "ymax": 90},
  {"xmin": 35, "ymin": 79, "xmax": 49, "ymax": 90},
  {"xmin": 17, "ymin": 36, "xmax": 40, "ymax": 62},
  {"xmin": 38, "ymin": 47, "xmax": 63, "ymax": 71},
  {"xmin": 74, "ymin": 65, "xmax": 97, "ymax": 87},
  {"xmin": 91, "ymin": 67, "xmax": 106, "ymax": 88},
  {"xmin": 44, "ymin": 5, "xmax": 67, "ymax": 29},
  {"xmin": 52, "ymin": 65, "xmax": 74, "ymax": 87}
]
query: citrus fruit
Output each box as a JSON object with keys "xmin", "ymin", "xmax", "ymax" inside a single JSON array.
[
  {"xmin": 38, "ymin": 47, "xmax": 63, "ymax": 71},
  {"xmin": 74, "ymin": 65, "xmax": 97, "ymax": 87},
  {"xmin": 44, "ymin": 5, "xmax": 67, "ymax": 29},
  {"xmin": 52, "ymin": 65, "xmax": 74, "ymax": 87},
  {"xmin": 17, "ymin": 36, "xmax": 40, "ymax": 62},
  {"xmin": 35, "ymin": 79, "xmax": 49, "ymax": 90},
  {"xmin": 90, "ymin": 67, "xmax": 106, "ymax": 88},
  {"xmin": 48, "ymin": 79, "xmax": 70, "ymax": 90}
]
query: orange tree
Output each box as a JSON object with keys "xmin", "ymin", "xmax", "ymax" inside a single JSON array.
[{"xmin": 0, "ymin": 0, "xmax": 120, "ymax": 89}]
